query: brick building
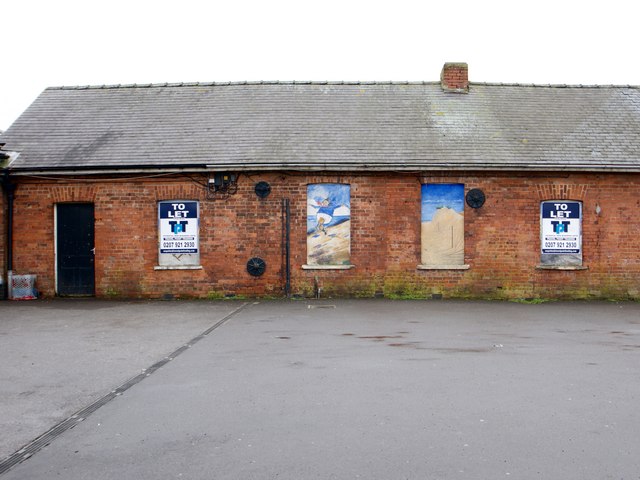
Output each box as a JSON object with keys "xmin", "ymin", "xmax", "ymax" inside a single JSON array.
[{"xmin": 1, "ymin": 64, "xmax": 639, "ymax": 300}]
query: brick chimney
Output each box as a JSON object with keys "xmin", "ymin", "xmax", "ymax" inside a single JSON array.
[{"xmin": 441, "ymin": 62, "xmax": 469, "ymax": 93}]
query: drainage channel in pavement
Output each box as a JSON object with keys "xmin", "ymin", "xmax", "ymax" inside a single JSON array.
[{"xmin": 0, "ymin": 302, "xmax": 250, "ymax": 477}]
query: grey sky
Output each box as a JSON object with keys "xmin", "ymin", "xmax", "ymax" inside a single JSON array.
[{"xmin": 1, "ymin": 0, "xmax": 638, "ymax": 130}]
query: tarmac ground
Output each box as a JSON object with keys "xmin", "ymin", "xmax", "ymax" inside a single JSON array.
[{"xmin": 1, "ymin": 299, "xmax": 639, "ymax": 479}]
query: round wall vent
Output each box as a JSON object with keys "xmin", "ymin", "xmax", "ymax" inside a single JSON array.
[
  {"xmin": 466, "ymin": 188, "xmax": 486, "ymax": 208},
  {"xmin": 247, "ymin": 257, "xmax": 267, "ymax": 276},
  {"xmin": 255, "ymin": 181, "xmax": 271, "ymax": 198}
]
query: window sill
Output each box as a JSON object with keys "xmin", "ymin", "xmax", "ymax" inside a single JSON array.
[
  {"xmin": 302, "ymin": 264, "xmax": 355, "ymax": 270},
  {"xmin": 417, "ymin": 264, "xmax": 470, "ymax": 270},
  {"xmin": 154, "ymin": 265, "xmax": 203, "ymax": 270},
  {"xmin": 536, "ymin": 265, "xmax": 588, "ymax": 271}
]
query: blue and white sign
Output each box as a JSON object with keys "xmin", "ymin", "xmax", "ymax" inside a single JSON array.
[
  {"xmin": 541, "ymin": 201, "xmax": 581, "ymax": 255},
  {"xmin": 159, "ymin": 201, "xmax": 199, "ymax": 254}
]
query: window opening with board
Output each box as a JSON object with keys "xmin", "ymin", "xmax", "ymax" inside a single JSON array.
[
  {"xmin": 304, "ymin": 184, "xmax": 352, "ymax": 269},
  {"xmin": 418, "ymin": 183, "xmax": 469, "ymax": 269},
  {"xmin": 156, "ymin": 200, "xmax": 201, "ymax": 269},
  {"xmin": 539, "ymin": 200, "xmax": 583, "ymax": 268}
]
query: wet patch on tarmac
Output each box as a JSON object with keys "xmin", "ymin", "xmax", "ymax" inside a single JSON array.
[
  {"xmin": 358, "ymin": 335, "xmax": 404, "ymax": 341},
  {"xmin": 388, "ymin": 342, "xmax": 423, "ymax": 349},
  {"xmin": 492, "ymin": 333, "xmax": 534, "ymax": 340},
  {"xmin": 427, "ymin": 347, "xmax": 493, "ymax": 353},
  {"xmin": 402, "ymin": 357, "xmax": 441, "ymax": 362}
]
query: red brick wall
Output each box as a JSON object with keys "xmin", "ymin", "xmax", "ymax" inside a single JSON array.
[{"xmin": 8, "ymin": 171, "xmax": 640, "ymax": 300}]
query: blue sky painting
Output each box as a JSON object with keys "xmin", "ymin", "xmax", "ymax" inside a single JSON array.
[
  {"xmin": 421, "ymin": 184, "xmax": 464, "ymax": 222},
  {"xmin": 308, "ymin": 184, "xmax": 351, "ymax": 209}
]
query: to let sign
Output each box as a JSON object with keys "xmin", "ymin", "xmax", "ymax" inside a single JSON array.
[
  {"xmin": 540, "ymin": 201, "xmax": 581, "ymax": 255},
  {"xmin": 158, "ymin": 201, "xmax": 199, "ymax": 254}
]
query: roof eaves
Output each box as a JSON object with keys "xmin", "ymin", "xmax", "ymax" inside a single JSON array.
[{"xmin": 9, "ymin": 161, "xmax": 640, "ymax": 176}]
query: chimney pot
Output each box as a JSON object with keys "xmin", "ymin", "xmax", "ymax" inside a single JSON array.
[{"xmin": 441, "ymin": 62, "xmax": 469, "ymax": 93}]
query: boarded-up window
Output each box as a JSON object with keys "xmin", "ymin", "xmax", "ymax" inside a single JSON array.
[
  {"xmin": 540, "ymin": 200, "xmax": 582, "ymax": 267},
  {"xmin": 158, "ymin": 200, "xmax": 200, "ymax": 267},
  {"xmin": 306, "ymin": 184, "xmax": 351, "ymax": 266},
  {"xmin": 420, "ymin": 184, "xmax": 465, "ymax": 266}
]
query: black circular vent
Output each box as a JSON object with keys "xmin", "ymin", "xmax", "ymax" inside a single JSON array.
[
  {"xmin": 466, "ymin": 188, "xmax": 486, "ymax": 208},
  {"xmin": 247, "ymin": 257, "xmax": 266, "ymax": 276},
  {"xmin": 255, "ymin": 181, "xmax": 271, "ymax": 198}
]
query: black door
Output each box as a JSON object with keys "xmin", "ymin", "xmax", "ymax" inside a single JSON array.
[{"xmin": 57, "ymin": 203, "xmax": 95, "ymax": 296}]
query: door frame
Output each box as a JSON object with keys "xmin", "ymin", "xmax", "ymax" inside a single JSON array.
[{"xmin": 54, "ymin": 202, "xmax": 95, "ymax": 296}]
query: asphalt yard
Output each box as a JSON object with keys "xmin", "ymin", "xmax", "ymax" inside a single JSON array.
[{"xmin": 1, "ymin": 299, "xmax": 639, "ymax": 479}]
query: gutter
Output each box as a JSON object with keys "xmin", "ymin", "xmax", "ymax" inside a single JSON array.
[
  {"xmin": 8, "ymin": 165, "xmax": 216, "ymax": 176},
  {"xmin": 1, "ymin": 167, "xmax": 15, "ymax": 300},
  {"xmin": 8, "ymin": 163, "xmax": 640, "ymax": 176}
]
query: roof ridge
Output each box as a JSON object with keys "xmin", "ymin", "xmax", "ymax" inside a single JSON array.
[
  {"xmin": 48, "ymin": 80, "xmax": 441, "ymax": 90},
  {"xmin": 472, "ymin": 81, "xmax": 640, "ymax": 89},
  {"xmin": 47, "ymin": 80, "xmax": 640, "ymax": 91}
]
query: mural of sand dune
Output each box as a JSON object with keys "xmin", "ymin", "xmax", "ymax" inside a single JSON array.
[
  {"xmin": 421, "ymin": 207, "xmax": 464, "ymax": 265},
  {"xmin": 307, "ymin": 220, "xmax": 351, "ymax": 265}
]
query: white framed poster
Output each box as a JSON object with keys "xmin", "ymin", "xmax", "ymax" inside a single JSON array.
[
  {"xmin": 158, "ymin": 200, "xmax": 200, "ymax": 266},
  {"xmin": 540, "ymin": 201, "xmax": 582, "ymax": 266}
]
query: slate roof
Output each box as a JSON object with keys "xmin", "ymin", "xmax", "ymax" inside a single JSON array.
[{"xmin": 2, "ymin": 81, "xmax": 640, "ymax": 173}]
